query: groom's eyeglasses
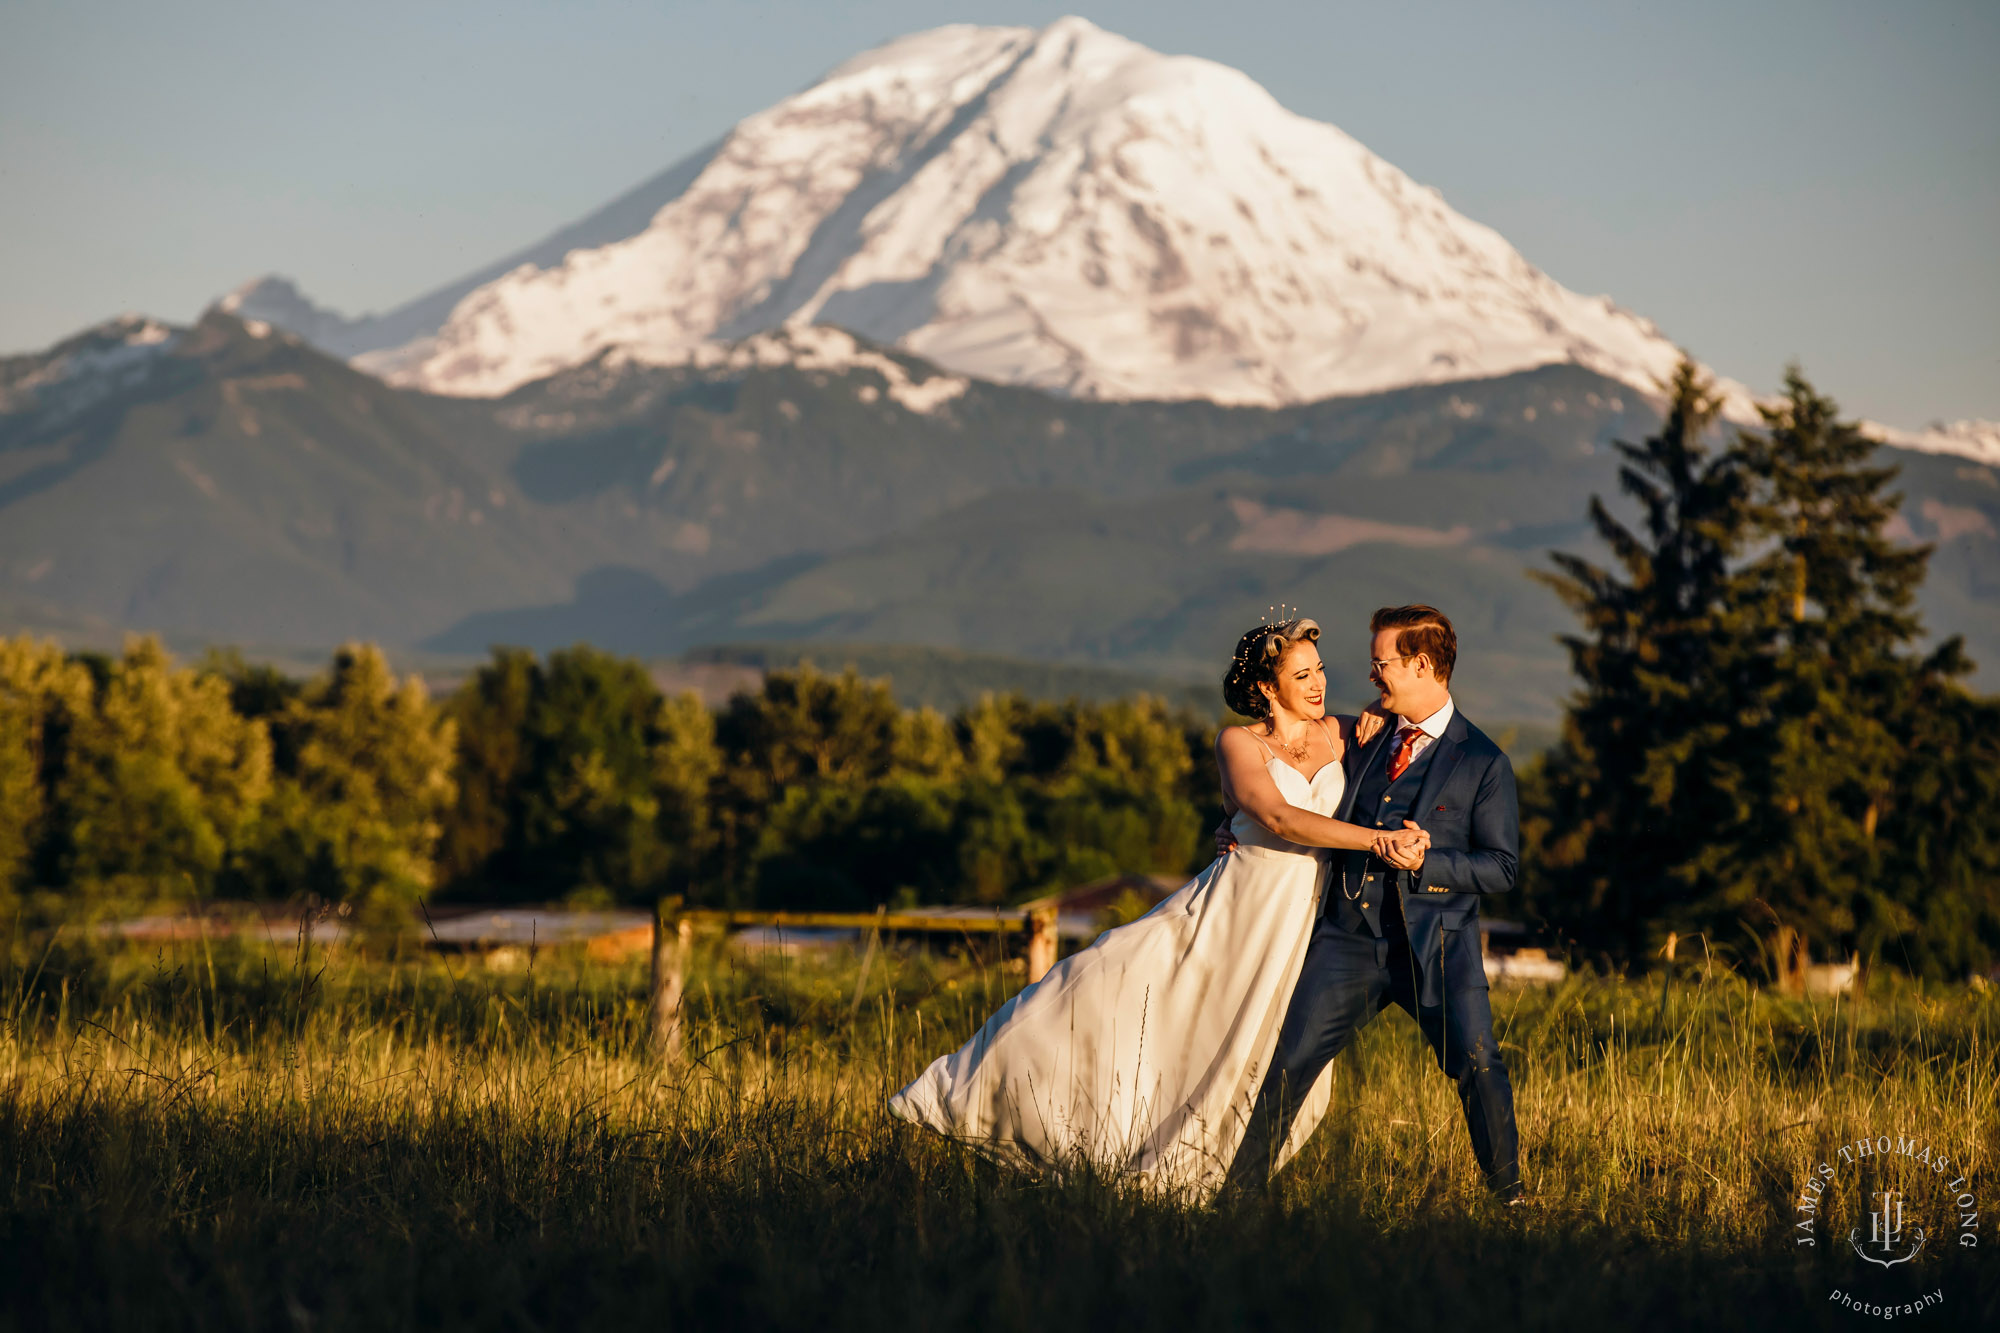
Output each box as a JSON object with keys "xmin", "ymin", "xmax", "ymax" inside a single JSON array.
[{"xmin": 1369, "ymin": 654, "xmax": 1418, "ymax": 673}]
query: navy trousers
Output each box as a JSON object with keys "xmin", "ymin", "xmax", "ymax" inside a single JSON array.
[{"xmin": 1229, "ymin": 905, "xmax": 1521, "ymax": 1195}]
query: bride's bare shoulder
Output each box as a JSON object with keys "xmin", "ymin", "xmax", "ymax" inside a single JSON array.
[
  {"xmin": 1217, "ymin": 724, "xmax": 1276, "ymax": 765},
  {"xmin": 1216, "ymin": 724, "xmax": 1258, "ymax": 754}
]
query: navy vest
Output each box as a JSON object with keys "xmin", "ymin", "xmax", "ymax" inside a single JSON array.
[{"xmin": 1330, "ymin": 735, "xmax": 1439, "ymax": 938}]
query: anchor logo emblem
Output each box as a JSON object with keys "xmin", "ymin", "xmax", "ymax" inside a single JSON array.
[{"xmin": 1849, "ymin": 1189, "xmax": 1926, "ymax": 1268}]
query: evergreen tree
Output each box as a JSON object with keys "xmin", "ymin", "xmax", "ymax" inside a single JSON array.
[
  {"xmin": 1524, "ymin": 360, "xmax": 1763, "ymax": 961},
  {"xmin": 1529, "ymin": 362, "xmax": 2000, "ymax": 977},
  {"xmin": 1708, "ymin": 370, "xmax": 1977, "ymax": 967},
  {"xmin": 1881, "ymin": 680, "xmax": 2000, "ymax": 976}
]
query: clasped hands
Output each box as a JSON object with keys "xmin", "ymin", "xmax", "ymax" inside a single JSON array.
[
  {"xmin": 1375, "ymin": 820, "xmax": 1430, "ymax": 869},
  {"xmin": 1211, "ymin": 818, "xmax": 1430, "ymax": 866}
]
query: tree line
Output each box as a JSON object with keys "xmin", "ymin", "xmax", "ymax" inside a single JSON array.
[{"xmin": 0, "ymin": 638, "xmax": 1214, "ymax": 925}]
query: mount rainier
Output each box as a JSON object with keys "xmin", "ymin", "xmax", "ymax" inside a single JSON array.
[
  {"xmin": 7, "ymin": 17, "xmax": 1992, "ymax": 704},
  {"xmin": 232, "ymin": 18, "xmax": 1729, "ymax": 412}
]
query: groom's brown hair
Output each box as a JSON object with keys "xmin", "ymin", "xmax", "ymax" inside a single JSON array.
[{"xmin": 1371, "ymin": 605, "xmax": 1456, "ymax": 684}]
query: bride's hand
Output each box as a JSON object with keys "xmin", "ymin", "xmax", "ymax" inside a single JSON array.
[
  {"xmin": 1371, "ymin": 822, "xmax": 1429, "ymax": 860},
  {"xmin": 1353, "ymin": 704, "xmax": 1393, "ymax": 748}
]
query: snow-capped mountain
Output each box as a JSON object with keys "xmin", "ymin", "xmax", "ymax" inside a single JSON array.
[
  {"xmin": 346, "ymin": 17, "xmax": 1729, "ymax": 410},
  {"xmin": 1865, "ymin": 419, "xmax": 2000, "ymax": 467},
  {"xmin": 0, "ymin": 315, "xmax": 184, "ymax": 432}
]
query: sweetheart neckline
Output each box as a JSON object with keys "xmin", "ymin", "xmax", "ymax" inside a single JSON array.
[{"xmin": 1267, "ymin": 755, "xmax": 1343, "ymax": 787}]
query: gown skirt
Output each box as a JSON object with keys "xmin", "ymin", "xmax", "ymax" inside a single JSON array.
[{"xmin": 889, "ymin": 757, "xmax": 1346, "ymax": 1195}]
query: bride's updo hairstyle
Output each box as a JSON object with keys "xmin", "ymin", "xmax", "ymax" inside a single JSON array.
[{"xmin": 1222, "ymin": 616, "xmax": 1320, "ymax": 720}]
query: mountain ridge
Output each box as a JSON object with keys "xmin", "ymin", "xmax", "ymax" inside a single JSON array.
[{"xmin": 7, "ymin": 309, "xmax": 1992, "ymax": 722}]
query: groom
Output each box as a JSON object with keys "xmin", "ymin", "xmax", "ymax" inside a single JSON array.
[{"xmin": 1224, "ymin": 605, "xmax": 1523, "ymax": 1200}]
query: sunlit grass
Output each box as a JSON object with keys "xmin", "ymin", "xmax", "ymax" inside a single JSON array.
[{"xmin": 1, "ymin": 928, "xmax": 1993, "ymax": 1329}]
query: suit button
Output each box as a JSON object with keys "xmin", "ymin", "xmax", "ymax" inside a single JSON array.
[{"xmin": 1362, "ymin": 902, "xmax": 1370, "ymax": 908}]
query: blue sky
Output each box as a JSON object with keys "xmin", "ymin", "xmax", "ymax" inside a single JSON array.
[{"xmin": 2, "ymin": 0, "xmax": 1994, "ymax": 426}]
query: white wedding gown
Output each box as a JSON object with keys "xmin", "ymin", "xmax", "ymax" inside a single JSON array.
[{"xmin": 889, "ymin": 753, "xmax": 1344, "ymax": 1195}]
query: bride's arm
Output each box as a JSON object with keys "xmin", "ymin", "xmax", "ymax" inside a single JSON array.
[{"xmin": 1216, "ymin": 729, "xmax": 1421, "ymax": 854}]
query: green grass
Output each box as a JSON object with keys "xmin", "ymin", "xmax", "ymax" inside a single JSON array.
[{"xmin": 0, "ymin": 928, "xmax": 1993, "ymax": 1330}]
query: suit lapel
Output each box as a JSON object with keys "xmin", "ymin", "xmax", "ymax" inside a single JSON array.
[
  {"xmin": 1338, "ymin": 723, "xmax": 1394, "ymax": 822},
  {"xmin": 1410, "ymin": 710, "xmax": 1471, "ymax": 829}
]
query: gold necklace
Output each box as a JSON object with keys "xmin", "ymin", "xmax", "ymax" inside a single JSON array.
[{"xmin": 1271, "ymin": 723, "xmax": 1313, "ymax": 764}]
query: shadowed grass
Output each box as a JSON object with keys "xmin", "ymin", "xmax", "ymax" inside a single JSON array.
[{"xmin": 0, "ymin": 930, "xmax": 1993, "ymax": 1330}]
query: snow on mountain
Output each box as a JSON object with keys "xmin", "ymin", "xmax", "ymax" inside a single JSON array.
[
  {"xmin": 363, "ymin": 17, "xmax": 1743, "ymax": 413},
  {"xmin": 684, "ymin": 326, "xmax": 970, "ymax": 414},
  {"xmin": 1864, "ymin": 418, "xmax": 2000, "ymax": 467},
  {"xmin": 0, "ymin": 316, "xmax": 184, "ymax": 430}
]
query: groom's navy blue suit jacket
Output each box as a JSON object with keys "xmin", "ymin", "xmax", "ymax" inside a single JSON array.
[{"xmin": 1333, "ymin": 705, "xmax": 1519, "ymax": 1006}]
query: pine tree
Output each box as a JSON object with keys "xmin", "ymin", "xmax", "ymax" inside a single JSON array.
[
  {"xmin": 1708, "ymin": 370, "xmax": 1974, "ymax": 969},
  {"xmin": 1524, "ymin": 359, "xmax": 1763, "ymax": 961},
  {"xmin": 1529, "ymin": 362, "xmax": 2000, "ymax": 978},
  {"xmin": 1881, "ymin": 666, "xmax": 2000, "ymax": 975}
]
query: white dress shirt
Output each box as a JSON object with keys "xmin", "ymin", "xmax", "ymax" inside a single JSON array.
[{"xmin": 1392, "ymin": 696, "xmax": 1455, "ymax": 765}]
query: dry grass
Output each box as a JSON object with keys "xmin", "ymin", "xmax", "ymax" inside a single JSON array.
[{"xmin": 0, "ymin": 927, "xmax": 1993, "ymax": 1330}]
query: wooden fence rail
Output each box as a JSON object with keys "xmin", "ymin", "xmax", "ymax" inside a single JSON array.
[{"xmin": 645, "ymin": 900, "xmax": 1059, "ymax": 1059}]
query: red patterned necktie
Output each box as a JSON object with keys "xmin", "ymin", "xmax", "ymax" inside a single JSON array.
[{"xmin": 1387, "ymin": 725, "xmax": 1422, "ymax": 782}]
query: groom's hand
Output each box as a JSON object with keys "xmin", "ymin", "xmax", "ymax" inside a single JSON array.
[
  {"xmin": 1214, "ymin": 818, "xmax": 1238, "ymax": 859},
  {"xmin": 1377, "ymin": 820, "xmax": 1428, "ymax": 870}
]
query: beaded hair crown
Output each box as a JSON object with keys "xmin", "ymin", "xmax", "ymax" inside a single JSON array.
[{"xmin": 1232, "ymin": 606, "xmax": 1320, "ymax": 667}]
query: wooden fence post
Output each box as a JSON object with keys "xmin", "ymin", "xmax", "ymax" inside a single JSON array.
[
  {"xmin": 649, "ymin": 896, "xmax": 689, "ymax": 1060},
  {"xmin": 1771, "ymin": 924, "xmax": 1806, "ymax": 997},
  {"xmin": 1026, "ymin": 905, "xmax": 1058, "ymax": 984}
]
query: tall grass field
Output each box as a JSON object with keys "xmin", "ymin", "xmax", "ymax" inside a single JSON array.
[{"xmin": 1, "ymin": 925, "xmax": 1992, "ymax": 1330}]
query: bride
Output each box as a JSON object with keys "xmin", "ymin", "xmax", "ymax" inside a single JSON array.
[{"xmin": 888, "ymin": 615, "xmax": 1426, "ymax": 1193}]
